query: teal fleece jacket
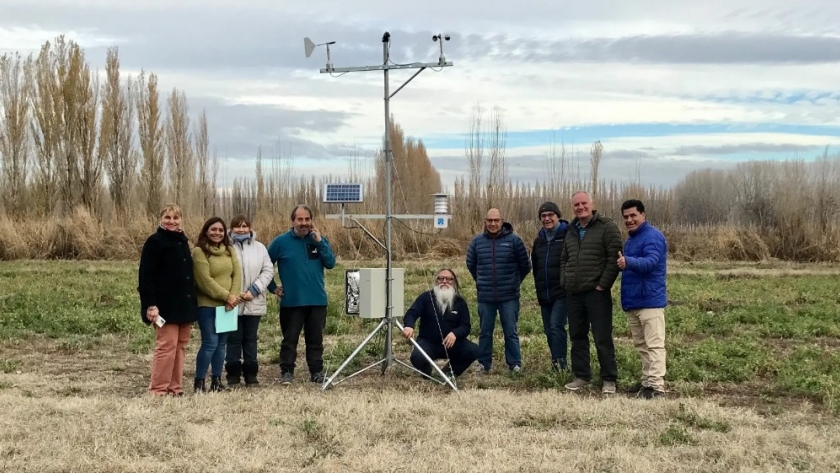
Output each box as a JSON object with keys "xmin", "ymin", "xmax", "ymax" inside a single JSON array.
[{"xmin": 266, "ymin": 229, "xmax": 336, "ymax": 307}]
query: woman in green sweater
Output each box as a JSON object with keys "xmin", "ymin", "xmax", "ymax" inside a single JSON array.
[{"xmin": 192, "ymin": 216, "xmax": 242, "ymax": 393}]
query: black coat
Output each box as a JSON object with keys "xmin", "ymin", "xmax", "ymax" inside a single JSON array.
[
  {"xmin": 403, "ymin": 291, "xmax": 472, "ymax": 344},
  {"xmin": 137, "ymin": 227, "xmax": 198, "ymax": 325},
  {"xmin": 531, "ymin": 220, "xmax": 570, "ymax": 304}
]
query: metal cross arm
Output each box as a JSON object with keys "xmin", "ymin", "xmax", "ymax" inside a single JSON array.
[
  {"xmin": 320, "ymin": 61, "xmax": 454, "ymax": 99},
  {"xmin": 319, "ymin": 62, "xmax": 453, "ymax": 74}
]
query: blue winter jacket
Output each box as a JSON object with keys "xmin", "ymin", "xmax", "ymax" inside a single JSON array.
[
  {"xmin": 466, "ymin": 222, "xmax": 532, "ymax": 303},
  {"xmin": 619, "ymin": 221, "xmax": 668, "ymax": 311}
]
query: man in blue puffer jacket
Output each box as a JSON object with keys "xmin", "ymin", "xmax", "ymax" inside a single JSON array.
[
  {"xmin": 466, "ymin": 208, "xmax": 532, "ymax": 373},
  {"xmin": 617, "ymin": 199, "xmax": 668, "ymax": 399}
]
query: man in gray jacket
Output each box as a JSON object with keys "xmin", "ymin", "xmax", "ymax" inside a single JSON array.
[{"xmin": 561, "ymin": 191, "xmax": 624, "ymax": 394}]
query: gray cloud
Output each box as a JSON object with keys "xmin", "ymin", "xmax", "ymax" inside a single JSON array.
[
  {"xmin": 481, "ymin": 33, "xmax": 840, "ymax": 65},
  {"xmin": 4, "ymin": 1, "xmax": 837, "ymax": 191},
  {"xmin": 185, "ymin": 97, "xmax": 365, "ymax": 161},
  {"xmin": 670, "ymin": 143, "xmax": 824, "ymax": 156},
  {"xmin": 5, "ymin": 4, "xmax": 840, "ymax": 72}
]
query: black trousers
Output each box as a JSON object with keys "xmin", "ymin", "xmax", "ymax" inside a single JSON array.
[
  {"xmin": 225, "ymin": 316, "xmax": 261, "ymax": 371},
  {"xmin": 279, "ymin": 305, "xmax": 327, "ymax": 375},
  {"xmin": 567, "ymin": 289, "xmax": 618, "ymax": 382},
  {"xmin": 410, "ymin": 337, "xmax": 479, "ymax": 377}
]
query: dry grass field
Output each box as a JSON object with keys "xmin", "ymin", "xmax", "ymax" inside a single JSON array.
[{"xmin": 1, "ymin": 259, "xmax": 840, "ymax": 472}]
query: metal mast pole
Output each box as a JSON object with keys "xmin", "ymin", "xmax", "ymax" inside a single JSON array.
[
  {"xmin": 310, "ymin": 31, "xmax": 455, "ymax": 389},
  {"xmin": 382, "ymin": 32, "xmax": 394, "ymax": 368}
]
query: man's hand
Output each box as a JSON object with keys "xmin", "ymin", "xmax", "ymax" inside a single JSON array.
[
  {"xmin": 402, "ymin": 327, "xmax": 414, "ymax": 339},
  {"xmin": 617, "ymin": 251, "xmax": 626, "ymax": 270},
  {"xmin": 274, "ymin": 286, "xmax": 284, "ymax": 297},
  {"xmin": 310, "ymin": 225, "xmax": 322, "ymax": 242},
  {"xmin": 443, "ymin": 332, "xmax": 456, "ymax": 349}
]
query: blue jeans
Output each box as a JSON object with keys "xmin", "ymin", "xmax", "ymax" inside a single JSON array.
[
  {"xmin": 540, "ymin": 298, "xmax": 568, "ymax": 367},
  {"xmin": 195, "ymin": 307, "xmax": 229, "ymax": 379},
  {"xmin": 477, "ymin": 299, "xmax": 521, "ymax": 369}
]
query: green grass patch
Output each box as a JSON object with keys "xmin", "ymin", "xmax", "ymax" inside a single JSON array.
[{"xmin": 1, "ymin": 260, "xmax": 839, "ymax": 410}]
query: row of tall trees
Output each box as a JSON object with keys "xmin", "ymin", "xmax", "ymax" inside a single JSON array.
[
  {"xmin": 0, "ymin": 36, "xmax": 215, "ymax": 221},
  {"xmin": 2, "ymin": 38, "xmax": 839, "ymax": 262}
]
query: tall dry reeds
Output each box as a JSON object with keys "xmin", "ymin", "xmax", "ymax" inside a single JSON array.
[{"xmin": 1, "ymin": 39, "xmax": 840, "ymax": 262}]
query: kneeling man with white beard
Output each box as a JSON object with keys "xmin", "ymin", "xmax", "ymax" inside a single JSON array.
[{"xmin": 402, "ymin": 268, "xmax": 479, "ymax": 378}]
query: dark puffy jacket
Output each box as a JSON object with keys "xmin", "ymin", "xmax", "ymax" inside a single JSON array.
[
  {"xmin": 137, "ymin": 227, "xmax": 199, "ymax": 325},
  {"xmin": 531, "ymin": 221, "xmax": 570, "ymax": 304},
  {"xmin": 560, "ymin": 211, "xmax": 623, "ymax": 294},
  {"xmin": 620, "ymin": 221, "xmax": 668, "ymax": 311},
  {"xmin": 466, "ymin": 222, "xmax": 531, "ymax": 303}
]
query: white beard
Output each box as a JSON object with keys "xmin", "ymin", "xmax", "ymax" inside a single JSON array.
[{"xmin": 433, "ymin": 285, "xmax": 456, "ymax": 314}]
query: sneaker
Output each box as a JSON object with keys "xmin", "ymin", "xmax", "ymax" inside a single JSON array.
[
  {"xmin": 474, "ymin": 364, "xmax": 490, "ymax": 375},
  {"xmin": 564, "ymin": 378, "xmax": 590, "ymax": 391},
  {"xmin": 510, "ymin": 365, "xmax": 522, "ymax": 374},
  {"xmin": 309, "ymin": 372, "xmax": 325, "ymax": 383},
  {"xmin": 551, "ymin": 359, "xmax": 568, "ymax": 373},
  {"xmin": 640, "ymin": 387, "xmax": 664, "ymax": 399},
  {"xmin": 280, "ymin": 372, "xmax": 293, "ymax": 385},
  {"xmin": 602, "ymin": 381, "xmax": 616, "ymax": 394},
  {"xmin": 626, "ymin": 382, "xmax": 645, "ymax": 394}
]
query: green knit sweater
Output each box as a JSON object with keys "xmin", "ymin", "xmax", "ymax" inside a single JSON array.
[{"xmin": 192, "ymin": 244, "xmax": 242, "ymax": 308}]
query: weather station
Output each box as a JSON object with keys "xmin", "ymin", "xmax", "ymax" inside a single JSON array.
[{"xmin": 304, "ymin": 32, "xmax": 458, "ymax": 391}]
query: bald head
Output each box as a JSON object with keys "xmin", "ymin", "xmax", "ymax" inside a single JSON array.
[{"xmin": 484, "ymin": 208, "xmax": 503, "ymax": 235}]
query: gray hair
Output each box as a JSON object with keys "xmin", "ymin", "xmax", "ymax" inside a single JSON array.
[
  {"xmin": 434, "ymin": 268, "xmax": 460, "ymax": 293},
  {"xmin": 571, "ymin": 190, "xmax": 591, "ymax": 200}
]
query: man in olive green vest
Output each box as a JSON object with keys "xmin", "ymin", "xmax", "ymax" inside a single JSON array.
[{"xmin": 560, "ymin": 191, "xmax": 623, "ymax": 394}]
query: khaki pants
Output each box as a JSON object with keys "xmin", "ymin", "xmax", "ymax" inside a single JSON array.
[
  {"xmin": 626, "ymin": 308, "xmax": 666, "ymax": 391},
  {"xmin": 149, "ymin": 323, "xmax": 192, "ymax": 395}
]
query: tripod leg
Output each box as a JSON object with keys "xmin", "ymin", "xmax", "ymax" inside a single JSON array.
[
  {"xmin": 394, "ymin": 320, "xmax": 458, "ymax": 391},
  {"xmin": 322, "ymin": 318, "xmax": 387, "ymax": 390}
]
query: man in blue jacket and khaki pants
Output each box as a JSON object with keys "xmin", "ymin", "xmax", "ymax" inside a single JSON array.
[
  {"xmin": 467, "ymin": 208, "xmax": 532, "ymax": 373},
  {"xmin": 617, "ymin": 199, "xmax": 668, "ymax": 399}
]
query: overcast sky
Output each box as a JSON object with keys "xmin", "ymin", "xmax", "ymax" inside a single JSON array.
[{"xmin": 2, "ymin": 0, "xmax": 839, "ymax": 191}]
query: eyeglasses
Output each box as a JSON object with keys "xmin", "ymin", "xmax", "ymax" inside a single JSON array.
[
  {"xmin": 436, "ymin": 276, "xmax": 454, "ymax": 282},
  {"xmin": 485, "ymin": 218, "xmax": 501, "ymax": 223},
  {"xmin": 540, "ymin": 212, "xmax": 556, "ymax": 219}
]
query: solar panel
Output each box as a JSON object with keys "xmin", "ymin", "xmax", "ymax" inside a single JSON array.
[{"xmin": 323, "ymin": 183, "xmax": 364, "ymax": 203}]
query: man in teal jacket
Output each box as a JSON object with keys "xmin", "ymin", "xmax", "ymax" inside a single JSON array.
[{"xmin": 267, "ymin": 205, "xmax": 336, "ymax": 384}]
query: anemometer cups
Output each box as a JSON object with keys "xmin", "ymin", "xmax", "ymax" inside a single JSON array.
[{"xmin": 432, "ymin": 34, "xmax": 451, "ymax": 41}]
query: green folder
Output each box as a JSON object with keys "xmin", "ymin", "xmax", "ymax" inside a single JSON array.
[{"xmin": 215, "ymin": 306, "xmax": 238, "ymax": 333}]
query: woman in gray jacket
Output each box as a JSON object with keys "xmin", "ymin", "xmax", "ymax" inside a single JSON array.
[{"xmin": 225, "ymin": 214, "xmax": 276, "ymax": 387}]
